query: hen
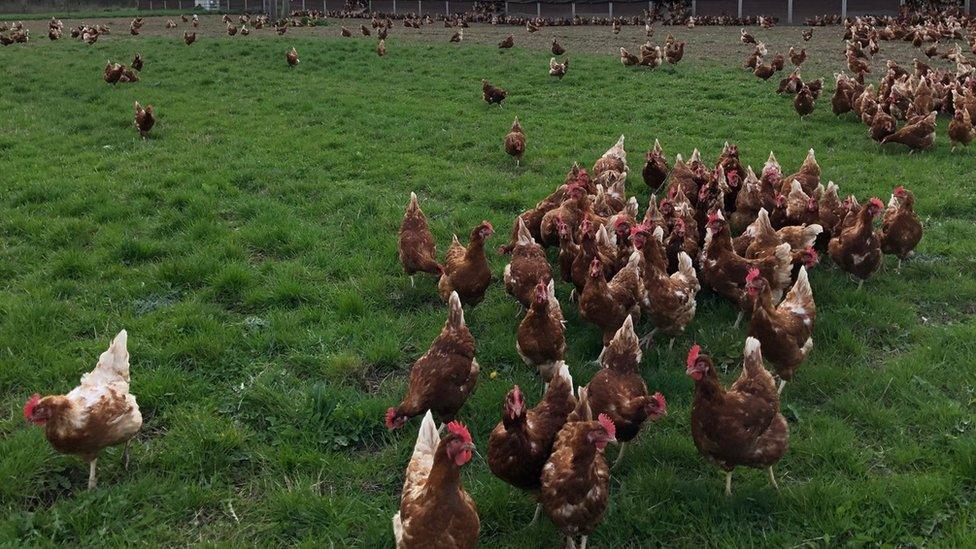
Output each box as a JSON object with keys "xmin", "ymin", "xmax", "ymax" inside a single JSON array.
[
  {"xmin": 579, "ymin": 254, "xmax": 643, "ymax": 346},
  {"xmin": 504, "ymin": 116, "xmax": 526, "ymax": 166},
  {"xmin": 439, "ymin": 221, "xmax": 493, "ymax": 305},
  {"xmin": 488, "ymin": 364, "xmax": 576, "ymax": 523},
  {"xmin": 620, "ymin": 47, "xmax": 640, "ymax": 67},
  {"xmin": 25, "ymin": 331, "xmax": 142, "ymax": 490},
  {"xmin": 641, "ymin": 139, "xmax": 669, "ymax": 191},
  {"xmin": 881, "ymin": 111, "xmax": 937, "ymax": 153},
  {"xmin": 552, "ymin": 36, "xmax": 565, "ymax": 55},
  {"xmin": 540, "ymin": 388, "xmax": 615, "ymax": 549},
  {"xmin": 948, "ymin": 101, "xmax": 976, "ymax": 150},
  {"xmin": 134, "ymin": 102, "xmax": 155, "ymax": 139},
  {"xmin": 549, "ymin": 57, "xmax": 569, "ymax": 79},
  {"xmin": 686, "ymin": 339, "xmax": 789, "ymax": 496},
  {"xmin": 586, "ymin": 317, "xmax": 667, "ymax": 469},
  {"xmin": 700, "ymin": 210, "xmax": 792, "ymax": 323},
  {"xmin": 879, "ymin": 186, "xmax": 923, "ymax": 268},
  {"xmin": 517, "ymin": 280, "xmax": 567, "ymax": 385},
  {"xmin": 746, "ymin": 267, "xmax": 816, "ymax": 392},
  {"xmin": 284, "ymin": 47, "xmax": 299, "ymax": 67},
  {"xmin": 103, "ymin": 61, "xmax": 124, "ymax": 84},
  {"xmin": 482, "ymin": 79, "xmax": 508, "ymax": 106},
  {"xmin": 504, "ymin": 219, "xmax": 551, "ymax": 309},
  {"xmin": 592, "ymin": 135, "xmax": 628, "ymax": 179},
  {"xmin": 392, "ymin": 412, "xmax": 479, "ymax": 548},
  {"xmin": 828, "ymin": 198, "xmax": 884, "ymax": 288},
  {"xmin": 636, "ymin": 227, "xmax": 699, "ymax": 348},
  {"xmin": 398, "ymin": 192, "xmax": 442, "ymax": 286},
  {"xmin": 386, "ymin": 292, "xmax": 479, "ymax": 430}
]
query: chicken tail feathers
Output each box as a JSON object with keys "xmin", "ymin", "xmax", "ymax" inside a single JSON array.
[
  {"xmin": 447, "ymin": 291, "xmax": 465, "ymax": 329},
  {"xmin": 772, "ymin": 243, "xmax": 793, "ymax": 290},
  {"xmin": 783, "ymin": 265, "xmax": 814, "ymax": 310},
  {"xmin": 412, "ymin": 410, "xmax": 440, "ymax": 461},
  {"xmin": 82, "ymin": 330, "xmax": 130, "ymax": 387},
  {"xmin": 675, "ymin": 251, "xmax": 698, "ymax": 286}
]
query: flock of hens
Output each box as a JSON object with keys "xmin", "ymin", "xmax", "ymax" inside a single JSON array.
[
  {"xmin": 742, "ymin": 11, "xmax": 976, "ymax": 150},
  {"xmin": 10, "ymin": 4, "xmax": 961, "ymax": 549}
]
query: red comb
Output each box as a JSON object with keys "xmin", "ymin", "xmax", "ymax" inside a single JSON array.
[
  {"xmin": 806, "ymin": 247, "xmax": 819, "ymax": 260},
  {"xmin": 652, "ymin": 392, "xmax": 667, "ymax": 411},
  {"xmin": 385, "ymin": 408, "xmax": 398, "ymax": 430},
  {"xmin": 614, "ymin": 217, "xmax": 629, "ymax": 228},
  {"xmin": 597, "ymin": 413, "xmax": 616, "ymax": 439},
  {"xmin": 869, "ymin": 197, "xmax": 883, "ymax": 209},
  {"xmin": 894, "ymin": 185, "xmax": 906, "ymax": 196},
  {"xmin": 447, "ymin": 421, "xmax": 472, "ymax": 444},
  {"xmin": 686, "ymin": 344, "xmax": 701, "ymax": 368},
  {"xmin": 745, "ymin": 268, "xmax": 761, "ymax": 283},
  {"xmin": 23, "ymin": 394, "xmax": 40, "ymax": 420},
  {"xmin": 707, "ymin": 212, "xmax": 720, "ymax": 223}
]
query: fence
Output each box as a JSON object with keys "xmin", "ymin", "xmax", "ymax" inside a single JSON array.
[{"xmin": 1, "ymin": 0, "xmax": 970, "ymax": 20}]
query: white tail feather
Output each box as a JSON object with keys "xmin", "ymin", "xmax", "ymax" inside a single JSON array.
[
  {"xmin": 82, "ymin": 330, "xmax": 130, "ymax": 388},
  {"xmin": 412, "ymin": 410, "xmax": 440, "ymax": 461}
]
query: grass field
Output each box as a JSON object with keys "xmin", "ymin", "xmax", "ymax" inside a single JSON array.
[{"xmin": 1, "ymin": 22, "xmax": 975, "ymax": 546}]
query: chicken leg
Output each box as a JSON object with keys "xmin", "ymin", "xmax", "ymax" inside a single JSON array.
[
  {"xmin": 725, "ymin": 471, "xmax": 732, "ymax": 496},
  {"xmin": 88, "ymin": 458, "xmax": 98, "ymax": 490},
  {"xmin": 530, "ymin": 503, "xmax": 542, "ymax": 525},
  {"xmin": 733, "ymin": 310, "xmax": 744, "ymax": 329},
  {"xmin": 857, "ymin": 279, "xmax": 864, "ymax": 291},
  {"xmin": 410, "ymin": 275, "xmax": 415, "ymax": 288},
  {"xmin": 123, "ymin": 439, "xmax": 132, "ymax": 471},
  {"xmin": 777, "ymin": 379, "xmax": 786, "ymax": 395},
  {"xmin": 580, "ymin": 535, "xmax": 588, "ymax": 549},
  {"xmin": 611, "ymin": 442, "xmax": 627, "ymax": 470},
  {"xmin": 767, "ymin": 466, "xmax": 780, "ymax": 490},
  {"xmin": 639, "ymin": 328, "xmax": 658, "ymax": 350}
]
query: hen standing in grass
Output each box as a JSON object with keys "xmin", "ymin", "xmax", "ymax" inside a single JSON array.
[
  {"xmin": 549, "ymin": 57, "xmax": 569, "ymax": 79},
  {"xmin": 879, "ymin": 186, "xmax": 923, "ymax": 269},
  {"xmin": 586, "ymin": 317, "xmax": 667, "ymax": 470},
  {"xmin": 745, "ymin": 266, "xmax": 816, "ymax": 393},
  {"xmin": 881, "ymin": 111, "xmax": 937, "ymax": 153},
  {"xmin": 24, "ymin": 331, "xmax": 142, "ymax": 490},
  {"xmin": 517, "ymin": 280, "xmax": 567, "ymax": 385},
  {"xmin": 541, "ymin": 388, "xmax": 615, "ymax": 549},
  {"xmin": 504, "ymin": 116, "xmax": 526, "ymax": 166},
  {"xmin": 488, "ymin": 364, "xmax": 576, "ymax": 524},
  {"xmin": 386, "ymin": 292, "xmax": 479, "ymax": 430},
  {"xmin": 398, "ymin": 192, "xmax": 442, "ymax": 287},
  {"xmin": 828, "ymin": 197, "xmax": 884, "ymax": 288},
  {"xmin": 686, "ymin": 339, "xmax": 789, "ymax": 496},
  {"xmin": 438, "ymin": 221, "xmax": 494, "ymax": 305},
  {"xmin": 504, "ymin": 219, "xmax": 550, "ymax": 308},
  {"xmin": 134, "ymin": 102, "xmax": 155, "ymax": 139},
  {"xmin": 286, "ymin": 47, "xmax": 299, "ymax": 67},
  {"xmin": 392, "ymin": 412, "xmax": 479, "ymax": 548},
  {"xmin": 482, "ymin": 79, "xmax": 507, "ymax": 106}
]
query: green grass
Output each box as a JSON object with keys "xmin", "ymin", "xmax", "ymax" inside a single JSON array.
[{"xmin": 1, "ymin": 33, "xmax": 975, "ymax": 546}]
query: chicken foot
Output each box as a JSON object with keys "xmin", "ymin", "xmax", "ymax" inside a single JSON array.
[{"xmin": 725, "ymin": 471, "xmax": 733, "ymax": 497}]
